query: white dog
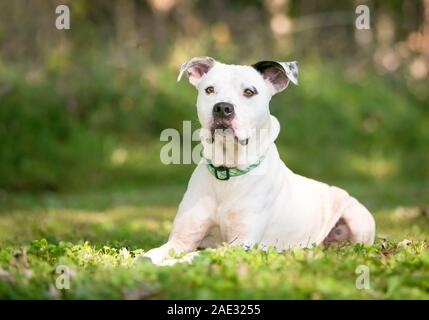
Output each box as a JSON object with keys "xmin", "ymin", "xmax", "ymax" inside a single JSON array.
[{"xmin": 144, "ymin": 57, "xmax": 376, "ymax": 265}]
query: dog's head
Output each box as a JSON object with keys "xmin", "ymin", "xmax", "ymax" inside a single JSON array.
[
  {"xmin": 178, "ymin": 57, "xmax": 298, "ymax": 144},
  {"xmin": 178, "ymin": 57, "xmax": 298, "ymax": 167}
]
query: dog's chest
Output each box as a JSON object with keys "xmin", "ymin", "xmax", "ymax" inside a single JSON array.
[
  {"xmin": 215, "ymin": 207, "xmax": 247, "ymax": 243},
  {"xmin": 210, "ymin": 171, "xmax": 278, "ymax": 244}
]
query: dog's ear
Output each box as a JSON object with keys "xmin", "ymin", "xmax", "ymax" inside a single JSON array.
[
  {"xmin": 177, "ymin": 56, "xmax": 216, "ymax": 86},
  {"xmin": 252, "ymin": 60, "xmax": 298, "ymax": 94}
]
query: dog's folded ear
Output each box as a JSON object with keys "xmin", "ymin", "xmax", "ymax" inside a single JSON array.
[
  {"xmin": 177, "ymin": 56, "xmax": 216, "ymax": 86},
  {"xmin": 252, "ymin": 60, "xmax": 298, "ymax": 94}
]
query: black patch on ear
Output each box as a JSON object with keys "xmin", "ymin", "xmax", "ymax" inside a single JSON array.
[
  {"xmin": 252, "ymin": 61, "xmax": 286, "ymax": 75},
  {"xmin": 252, "ymin": 61, "xmax": 289, "ymax": 92}
]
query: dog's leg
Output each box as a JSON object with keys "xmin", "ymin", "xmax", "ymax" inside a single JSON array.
[
  {"xmin": 198, "ymin": 225, "xmax": 221, "ymax": 249},
  {"xmin": 324, "ymin": 186, "xmax": 376, "ymax": 244},
  {"xmin": 144, "ymin": 166, "xmax": 216, "ymax": 265},
  {"xmin": 339, "ymin": 199, "xmax": 376, "ymax": 244},
  {"xmin": 223, "ymin": 210, "xmax": 268, "ymax": 250}
]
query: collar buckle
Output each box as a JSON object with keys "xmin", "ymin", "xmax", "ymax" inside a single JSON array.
[{"xmin": 214, "ymin": 166, "xmax": 230, "ymax": 181}]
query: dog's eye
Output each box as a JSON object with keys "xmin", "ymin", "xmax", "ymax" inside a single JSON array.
[
  {"xmin": 243, "ymin": 88, "xmax": 256, "ymax": 97},
  {"xmin": 205, "ymin": 86, "xmax": 215, "ymax": 94}
]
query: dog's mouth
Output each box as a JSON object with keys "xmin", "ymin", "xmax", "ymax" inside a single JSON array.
[
  {"xmin": 208, "ymin": 122, "xmax": 249, "ymax": 145},
  {"xmin": 213, "ymin": 123, "xmax": 230, "ymax": 131},
  {"xmin": 210, "ymin": 119, "xmax": 233, "ymax": 135}
]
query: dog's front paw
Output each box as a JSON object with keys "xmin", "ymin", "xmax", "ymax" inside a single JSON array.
[{"xmin": 143, "ymin": 246, "xmax": 171, "ymax": 265}]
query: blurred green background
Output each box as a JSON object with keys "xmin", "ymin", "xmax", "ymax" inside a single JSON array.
[
  {"xmin": 1, "ymin": 0, "xmax": 429, "ymax": 300},
  {"xmin": 0, "ymin": 0, "xmax": 428, "ymax": 200}
]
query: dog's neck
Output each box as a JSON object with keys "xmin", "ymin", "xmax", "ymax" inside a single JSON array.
[{"xmin": 200, "ymin": 115, "xmax": 279, "ymax": 169}]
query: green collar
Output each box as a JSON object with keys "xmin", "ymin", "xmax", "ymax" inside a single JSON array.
[{"xmin": 204, "ymin": 153, "xmax": 267, "ymax": 181}]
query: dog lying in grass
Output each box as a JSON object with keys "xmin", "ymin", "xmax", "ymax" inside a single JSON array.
[{"xmin": 144, "ymin": 57, "xmax": 376, "ymax": 265}]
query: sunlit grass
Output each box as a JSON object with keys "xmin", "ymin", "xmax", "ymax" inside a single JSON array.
[{"xmin": 0, "ymin": 184, "xmax": 428, "ymax": 299}]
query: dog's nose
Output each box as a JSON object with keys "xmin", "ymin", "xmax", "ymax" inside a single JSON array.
[{"xmin": 212, "ymin": 102, "xmax": 234, "ymax": 118}]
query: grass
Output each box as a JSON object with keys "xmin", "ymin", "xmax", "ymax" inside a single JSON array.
[{"xmin": 1, "ymin": 183, "xmax": 428, "ymax": 299}]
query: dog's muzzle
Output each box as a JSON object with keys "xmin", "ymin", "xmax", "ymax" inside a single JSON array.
[{"xmin": 207, "ymin": 102, "xmax": 248, "ymax": 145}]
